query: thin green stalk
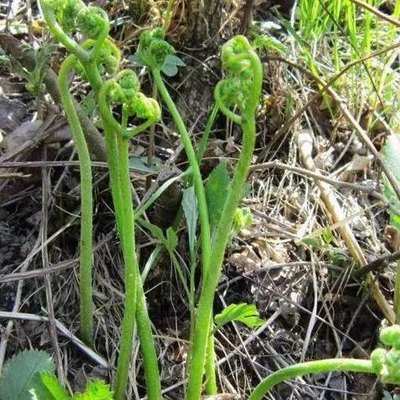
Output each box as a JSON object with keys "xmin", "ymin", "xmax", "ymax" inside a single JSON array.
[
  {"xmin": 186, "ymin": 117, "xmax": 256, "ymax": 399},
  {"xmin": 118, "ymin": 127, "xmax": 161, "ymax": 400},
  {"xmin": 153, "ymin": 69, "xmax": 211, "ymax": 278},
  {"xmin": 186, "ymin": 37, "xmax": 263, "ymax": 399},
  {"xmin": 248, "ymin": 359, "xmax": 374, "ymax": 400},
  {"xmin": 152, "ymin": 68, "xmax": 216, "ymax": 393},
  {"xmin": 197, "ymin": 103, "xmax": 219, "ymax": 164},
  {"xmin": 58, "ymin": 55, "xmax": 93, "ymax": 345},
  {"xmin": 395, "ymin": 259, "xmax": 400, "ymax": 323},
  {"xmin": 99, "ymin": 82, "xmax": 161, "ymax": 400}
]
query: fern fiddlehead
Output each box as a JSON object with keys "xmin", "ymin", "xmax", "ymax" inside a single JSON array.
[
  {"xmin": 186, "ymin": 35, "xmax": 263, "ymax": 399},
  {"xmin": 98, "ymin": 70, "xmax": 161, "ymax": 400},
  {"xmin": 39, "ymin": 2, "xmax": 161, "ymax": 398}
]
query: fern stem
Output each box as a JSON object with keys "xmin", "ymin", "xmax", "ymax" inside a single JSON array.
[{"xmin": 58, "ymin": 55, "xmax": 93, "ymax": 346}]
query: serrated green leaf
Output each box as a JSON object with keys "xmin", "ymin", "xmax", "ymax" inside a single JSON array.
[
  {"xmin": 72, "ymin": 380, "xmax": 113, "ymax": 400},
  {"xmin": 182, "ymin": 186, "xmax": 198, "ymax": 253},
  {"xmin": 205, "ymin": 162, "xmax": 231, "ymax": 229},
  {"xmin": 214, "ymin": 303, "xmax": 264, "ymax": 329},
  {"xmin": 382, "ymin": 134, "xmax": 400, "ymax": 228},
  {"xmin": 165, "ymin": 227, "xmax": 178, "ymax": 253},
  {"xmin": 0, "ymin": 349, "xmax": 55, "ymax": 400},
  {"xmin": 30, "ymin": 372, "xmax": 69, "ymax": 400}
]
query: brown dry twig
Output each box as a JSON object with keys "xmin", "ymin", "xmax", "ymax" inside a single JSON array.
[{"xmin": 297, "ymin": 130, "xmax": 395, "ymax": 323}]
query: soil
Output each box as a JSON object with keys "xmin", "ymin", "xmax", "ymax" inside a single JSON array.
[{"xmin": 0, "ymin": 1, "xmax": 397, "ymax": 399}]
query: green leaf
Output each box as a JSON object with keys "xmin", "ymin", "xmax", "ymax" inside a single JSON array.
[
  {"xmin": 138, "ymin": 219, "xmax": 177, "ymax": 254},
  {"xmin": 301, "ymin": 236, "xmax": 322, "ymax": 250},
  {"xmin": 161, "ymin": 63, "xmax": 178, "ymax": 77},
  {"xmin": 0, "ymin": 349, "xmax": 55, "ymax": 400},
  {"xmin": 321, "ymin": 227, "xmax": 333, "ymax": 245},
  {"xmin": 165, "ymin": 54, "xmax": 186, "ymax": 67},
  {"xmin": 205, "ymin": 162, "xmax": 231, "ymax": 229},
  {"xmin": 214, "ymin": 303, "xmax": 265, "ymax": 330},
  {"xmin": 30, "ymin": 372, "xmax": 69, "ymax": 400},
  {"xmin": 252, "ymin": 35, "xmax": 287, "ymax": 55},
  {"xmin": 128, "ymin": 156, "xmax": 161, "ymax": 174},
  {"xmin": 382, "ymin": 133, "xmax": 400, "ymax": 229},
  {"xmin": 139, "ymin": 219, "xmax": 165, "ymax": 243},
  {"xmin": 232, "ymin": 207, "xmax": 252, "ymax": 233},
  {"xmin": 72, "ymin": 380, "xmax": 113, "ymax": 400},
  {"xmin": 165, "ymin": 227, "xmax": 178, "ymax": 253},
  {"xmin": 129, "ymin": 53, "xmax": 146, "ymax": 67},
  {"xmin": 161, "ymin": 54, "xmax": 186, "ymax": 77},
  {"xmin": 182, "ymin": 186, "xmax": 198, "ymax": 253}
]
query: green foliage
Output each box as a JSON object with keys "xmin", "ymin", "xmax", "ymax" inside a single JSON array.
[
  {"xmin": 31, "ymin": 373, "xmax": 113, "ymax": 400},
  {"xmin": 382, "ymin": 133, "xmax": 400, "ymax": 229},
  {"xmin": 232, "ymin": 207, "xmax": 252, "ymax": 234},
  {"xmin": 0, "ymin": 350, "xmax": 54, "ymax": 400},
  {"xmin": 0, "ymin": 350, "xmax": 113, "ymax": 400},
  {"xmin": 252, "ymin": 35, "xmax": 287, "ymax": 55},
  {"xmin": 383, "ymin": 391, "xmax": 400, "ymax": 400},
  {"xmin": 139, "ymin": 219, "xmax": 178, "ymax": 254},
  {"xmin": 371, "ymin": 325, "xmax": 400, "ymax": 384},
  {"xmin": 30, "ymin": 372, "xmax": 69, "ymax": 400},
  {"xmin": 205, "ymin": 162, "xmax": 231, "ymax": 229},
  {"xmin": 133, "ymin": 28, "xmax": 176, "ymax": 72},
  {"xmin": 182, "ymin": 186, "xmax": 198, "ymax": 253},
  {"xmin": 131, "ymin": 50, "xmax": 185, "ymax": 77},
  {"xmin": 71, "ymin": 380, "xmax": 113, "ymax": 400},
  {"xmin": 214, "ymin": 303, "xmax": 265, "ymax": 330}
]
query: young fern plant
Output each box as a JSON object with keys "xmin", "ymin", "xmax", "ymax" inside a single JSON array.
[
  {"xmin": 134, "ymin": 29, "xmax": 218, "ymax": 392},
  {"xmin": 186, "ymin": 35, "xmax": 263, "ymax": 399},
  {"xmin": 38, "ymin": 0, "xmax": 115, "ymax": 345},
  {"xmin": 39, "ymin": 1, "xmax": 162, "ymax": 398},
  {"xmin": 98, "ymin": 70, "xmax": 162, "ymax": 400},
  {"xmin": 248, "ymin": 325, "xmax": 400, "ymax": 399}
]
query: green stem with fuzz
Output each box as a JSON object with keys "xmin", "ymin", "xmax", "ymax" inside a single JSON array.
[
  {"xmin": 249, "ymin": 324, "xmax": 400, "ymax": 399},
  {"xmin": 58, "ymin": 54, "xmax": 93, "ymax": 345},
  {"xmin": 248, "ymin": 359, "xmax": 374, "ymax": 400},
  {"xmin": 152, "ymin": 69, "xmax": 211, "ymax": 278},
  {"xmin": 99, "ymin": 80, "xmax": 161, "ymax": 400},
  {"xmin": 186, "ymin": 36, "xmax": 263, "ymax": 399},
  {"xmin": 152, "ymin": 68, "xmax": 216, "ymax": 393}
]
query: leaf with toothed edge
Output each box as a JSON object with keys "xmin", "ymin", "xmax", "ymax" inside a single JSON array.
[{"xmin": 0, "ymin": 349, "xmax": 55, "ymax": 400}]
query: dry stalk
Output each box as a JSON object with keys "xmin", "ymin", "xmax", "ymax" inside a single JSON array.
[{"xmin": 297, "ymin": 130, "xmax": 395, "ymax": 323}]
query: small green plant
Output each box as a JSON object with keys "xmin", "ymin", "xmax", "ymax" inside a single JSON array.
[
  {"xmin": 38, "ymin": 1, "xmax": 161, "ymax": 399},
  {"xmin": 34, "ymin": 2, "xmax": 400, "ymax": 399},
  {"xmin": 0, "ymin": 349, "xmax": 54, "ymax": 400},
  {"xmin": 381, "ymin": 132, "xmax": 400, "ymax": 323},
  {"xmin": 0, "ymin": 349, "xmax": 113, "ymax": 400},
  {"xmin": 134, "ymin": 29, "xmax": 264, "ymax": 396},
  {"xmin": 186, "ymin": 34, "xmax": 264, "ymax": 398},
  {"xmin": 249, "ymin": 324, "xmax": 400, "ymax": 399}
]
